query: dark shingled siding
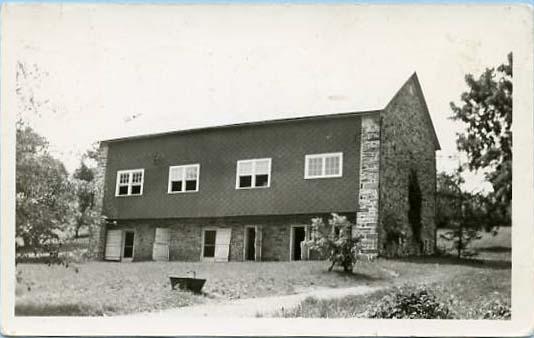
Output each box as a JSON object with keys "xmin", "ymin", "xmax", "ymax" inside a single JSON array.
[{"xmin": 103, "ymin": 114, "xmax": 370, "ymax": 219}]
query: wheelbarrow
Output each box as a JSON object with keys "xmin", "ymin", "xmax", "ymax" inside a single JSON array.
[{"xmin": 169, "ymin": 271, "xmax": 206, "ymax": 294}]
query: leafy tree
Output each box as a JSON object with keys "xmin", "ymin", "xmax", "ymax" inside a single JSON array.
[
  {"xmin": 72, "ymin": 152, "xmax": 99, "ymax": 238},
  {"xmin": 306, "ymin": 213, "xmax": 362, "ymax": 272},
  {"xmin": 74, "ymin": 161, "xmax": 95, "ymax": 182},
  {"xmin": 437, "ymin": 169, "xmax": 503, "ymax": 257},
  {"xmin": 15, "ymin": 61, "xmax": 97, "ymax": 266},
  {"xmin": 436, "ymin": 171, "xmax": 464, "ymax": 229},
  {"xmin": 16, "ymin": 123, "xmax": 76, "ymax": 256},
  {"xmin": 439, "ymin": 195, "xmax": 485, "ymax": 258},
  {"xmin": 450, "ymin": 53, "xmax": 512, "ymax": 222}
]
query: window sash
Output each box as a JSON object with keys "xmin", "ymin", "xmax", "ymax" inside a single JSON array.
[
  {"xmin": 168, "ymin": 164, "xmax": 200, "ymax": 193},
  {"xmin": 236, "ymin": 158, "xmax": 271, "ymax": 189},
  {"xmin": 305, "ymin": 153, "xmax": 343, "ymax": 179},
  {"xmin": 307, "ymin": 157, "xmax": 323, "ymax": 177},
  {"xmin": 115, "ymin": 169, "xmax": 144, "ymax": 196}
]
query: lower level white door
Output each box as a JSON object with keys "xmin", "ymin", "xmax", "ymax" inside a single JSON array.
[
  {"xmin": 104, "ymin": 230, "xmax": 123, "ymax": 261},
  {"xmin": 152, "ymin": 228, "xmax": 170, "ymax": 261},
  {"xmin": 214, "ymin": 228, "xmax": 232, "ymax": 262}
]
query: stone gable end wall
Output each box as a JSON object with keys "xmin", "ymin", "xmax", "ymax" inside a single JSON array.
[{"xmin": 379, "ymin": 77, "xmax": 438, "ymax": 256}]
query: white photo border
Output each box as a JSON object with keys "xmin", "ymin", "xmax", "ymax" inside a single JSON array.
[{"xmin": 1, "ymin": 3, "xmax": 533, "ymax": 336}]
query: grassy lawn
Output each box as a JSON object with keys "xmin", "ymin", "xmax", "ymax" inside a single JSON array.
[
  {"xmin": 16, "ymin": 227, "xmax": 511, "ymax": 317},
  {"xmin": 273, "ymin": 262, "xmax": 510, "ymax": 319},
  {"xmin": 273, "ymin": 227, "xmax": 512, "ymax": 319},
  {"xmin": 16, "ymin": 260, "xmax": 394, "ymax": 316}
]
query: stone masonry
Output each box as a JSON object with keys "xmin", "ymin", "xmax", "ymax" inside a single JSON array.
[
  {"xmin": 106, "ymin": 213, "xmax": 355, "ymax": 262},
  {"xmin": 90, "ymin": 143, "xmax": 109, "ymax": 259},
  {"xmin": 354, "ymin": 116, "xmax": 381, "ymax": 256},
  {"xmin": 378, "ymin": 75, "xmax": 438, "ymax": 256}
]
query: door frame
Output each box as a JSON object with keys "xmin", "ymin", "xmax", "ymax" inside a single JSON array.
[
  {"xmin": 200, "ymin": 227, "xmax": 218, "ymax": 262},
  {"xmin": 243, "ymin": 225, "xmax": 258, "ymax": 261},
  {"xmin": 121, "ymin": 229, "xmax": 136, "ymax": 262},
  {"xmin": 289, "ymin": 225, "xmax": 309, "ymax": 261}
]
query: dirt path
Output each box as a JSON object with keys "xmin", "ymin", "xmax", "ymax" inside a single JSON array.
[{"xmin": 121, "ymin": 285, "xmax": 383, "ymax": 318}]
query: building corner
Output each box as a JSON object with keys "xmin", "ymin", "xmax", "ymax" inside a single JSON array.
[{"xmin": 89, "ymin": 142, "xmax": 109, "ymax": 260}]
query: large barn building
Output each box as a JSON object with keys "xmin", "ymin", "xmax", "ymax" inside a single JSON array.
[{"xmin": 93, "ymin": 73, "xmax": 440, "ymax": 262}]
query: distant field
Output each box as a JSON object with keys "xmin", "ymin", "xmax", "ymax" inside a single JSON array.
[
  {"xmin": 437, "ymin": 226, "xmax": 511, "ymax": 260},
  {"xmin": 470, "ymin": 226, "xmax": 511, "ymax": 249}
]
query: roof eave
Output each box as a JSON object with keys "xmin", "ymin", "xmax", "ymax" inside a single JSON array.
[{"xmin": 100, "ymin": 109, "xmax": 382, "ymax": 144}]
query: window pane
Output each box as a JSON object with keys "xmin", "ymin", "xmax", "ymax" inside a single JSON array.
[
  {"xmin": 325, "ymin": 156, "xmax": 340, "ymax": 175},
  {"xmin": 171, "ymin": 181, "xmax": 183, "ymax": 192},
  {"xmin": 132, "ymin": 171, "xmax": 143, "ymax": 183},
  {"xmin": 203, "ymin": 245, "xmax": 215, "ymax": 257},
  {"xmin": 239, "ymin": 175, "xmax": 252, "ymax": 188},
  {"xmin": 255, "ymin": 174, "xmax": 269, "ymax": 187},
  {"xmin": 131, "ymin": 185, "xmax": 142, "ymax": 195},
  {"xmin": 238, "ymin": 161, "xmax": 253, "ymax": 175},
  {"xmin": 119, "ymin": 173, "xmax": 130, "ymax": 184},
  {"xmin": 185, "ymin": 180, "xmax": 197, "ymax": 191},
  {"xmin": 204, "ymin": 230, "xmax": 216, "ymax": 245},
  {"xmin": 170, "ymin": 167, "xmax": 184, "ymax": 181},
  {"xmin": 255, "ymin": 159, "xmax": 270, "ymax": 175},
  {"xmin": 118, "ymin": 186, "xmax": 129, "ymax": 195},
  {"xmin": 185, "ymin": 166, "xmax": 198, "ymax": 179},
  {"xmin": 307, "ymin": 157, "xmax": 323, "ymax": 176},
  {"xmin": 124, "ymin": 231, "xmax": 135, "ymax": 246},
  {"xmin": 123, "ymin": 246, "xmax": 134, "ymax": 258}
]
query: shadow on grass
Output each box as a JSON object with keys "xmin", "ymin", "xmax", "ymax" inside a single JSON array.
[
  {"xmin": 330, "ymin": 270, "xmax": 385, "ymax": 282},
  {"xmin": 477, "ymin": 246, "xmax": 511, "ymax": 253},
  {"xmin": 384, "ymin": 255, "xmax": 511, "ymax": 270},
  {"xmin": 15, "ymin": 303, "xmax": 110, "ymax": 316}
]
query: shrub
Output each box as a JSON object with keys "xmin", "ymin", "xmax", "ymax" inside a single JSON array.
[
  {"xmin": 368, "ymin": 285, "xmax": 452, "ymax": 319},
  {"xmin": 382, "ymin": 211, "xmax": 406, "ymax": 257},
  {"xmin": 305, "ymin": 213, "xmax": 362, "ymax": 272},
  {"xmin": 480, "ymin": 299, "xmax": 511, "ymax": 320}
]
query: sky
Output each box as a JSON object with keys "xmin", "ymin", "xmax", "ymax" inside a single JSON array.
[{"xmin": 5, "ymin": 4, "xmax": 521, "ymax": 192}]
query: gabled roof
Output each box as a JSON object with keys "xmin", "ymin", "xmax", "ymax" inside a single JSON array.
[
  {"xmin": 100, "ymin": 109, "xmax": 381, "ymax": 144},
  {"xmin": 385, "ymin": 72, "xmax": 441, "ymax": 150},
  {"xmin": 101, "ymin": 72, "xmax": 440, "ymax": 149}
]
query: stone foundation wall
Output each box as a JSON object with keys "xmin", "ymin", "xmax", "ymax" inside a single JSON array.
[
  {"xmin": 106, "ymin": 213, "xmax": 355, "ymax": 262},
  {"xmin": 261, "ymin": 222, "xmax": 291, "ymax": 261},
  {"xmin": 379, "ymin": 75, "xmax": 438, "ymax": 256}
]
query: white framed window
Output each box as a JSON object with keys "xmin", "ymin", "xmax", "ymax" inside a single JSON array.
[
  {"xmin": 304, "ymin": 152, "xmax": 343, "ymax": 179},
  {"xmin": 115, "ymin": 169, "xmax": 144, "ymax": 196},
  {"xmin": 236, "ymin": 158, "xmax": 271, "ymax": 189},
  {"xmin": 168, "ymin": 164, "xmax": 200, "ymax": 193}
]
